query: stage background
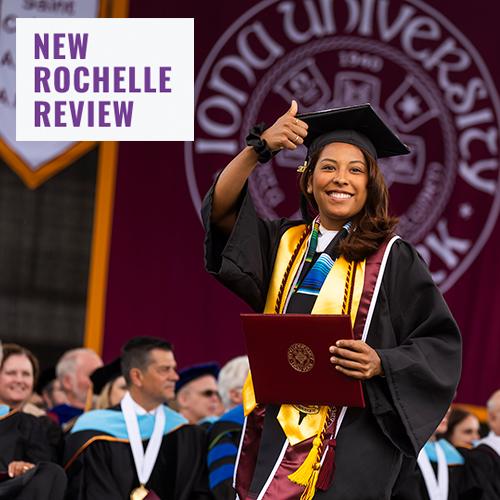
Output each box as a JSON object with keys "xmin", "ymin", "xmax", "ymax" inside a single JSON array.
[{"xmin": 0, "ymin": 0, "xmax": 498, "ymax": 408}]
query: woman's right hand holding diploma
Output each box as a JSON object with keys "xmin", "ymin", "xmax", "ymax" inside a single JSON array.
[{"xmin": 329, "ymin": 339, "xmax": 384, "ymax": 380}]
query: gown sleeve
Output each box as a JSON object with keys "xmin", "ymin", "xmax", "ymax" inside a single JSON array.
[
  {"xmin": 173, "ymin": 425, "xmax": 212, "ymax": 500},
  {"xmin": 21, "ymin": 414, "xmax": 53, "ymax": 464},
  {"xmin": 364, "ymin": 239, "xmax": 462, "ymax": 457},
  {"xmin": 202, "ymin": 181, "xmax": 298, "ymax": 312}
]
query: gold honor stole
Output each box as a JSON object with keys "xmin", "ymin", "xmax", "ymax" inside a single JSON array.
[{"xmin": 243, "ymin": 224, "xmax": 365, "ymax": 445}]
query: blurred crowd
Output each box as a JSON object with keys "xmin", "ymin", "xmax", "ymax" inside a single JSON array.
[{"xmin": 0, "ymin": 338, "xmax": 498, "ymax": 499}]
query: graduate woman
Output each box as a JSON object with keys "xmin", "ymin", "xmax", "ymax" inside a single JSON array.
[{"xmin": 202, "ymin": 101, "xmax": 462, "ymax": 500}]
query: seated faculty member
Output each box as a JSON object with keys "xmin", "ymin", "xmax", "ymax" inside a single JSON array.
[
  {"xmin": 217, "ymin": 355, "xmax": 249, "ymax": 413},
  {"xmin": 442, "ymin": 409, "xmax": 480, "ymax": 449},
  {"xmin": 53, "ymin": 348, "xmax": 103, "ymax": 429},
  {"xmin": 461, "ymin": 391, "xmax": 500, "ymax": 499},
  {"xmin": 64, "ymin": 337, "xmax": 211, "ymax": 500},
  {"xmin": 392, "ymin": 409, "xmax": 483, "ymax": 499},
  {"xmin": 175, "ymin": 362, "xmax": 221, "ymax": 425},
  {"xmin": 0, "ymin": 343, "xmax": 64, "ymax": 464},
  {"xmin": 90, "ymin": 358, "xmax": 127, "ymax": 410}
]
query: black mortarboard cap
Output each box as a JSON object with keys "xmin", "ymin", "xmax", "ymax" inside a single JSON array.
[
  {"xmin": 298, "ymin": 103, "xmax": 410, "ymax": 160},
  {"xmin": 90, "ymin": 358, "xmax": 122, "ymax": 395},
  {"xmin": 175, "ymin": 362, "xmax": 219, "ymax": 393}
]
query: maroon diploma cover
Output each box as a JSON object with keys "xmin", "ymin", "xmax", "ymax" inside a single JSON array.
[{"xmin": 241, "ymin": 314, "xmax": 365, "ymax": 407}]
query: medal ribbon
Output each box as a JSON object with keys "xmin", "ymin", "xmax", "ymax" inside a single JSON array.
[
  {"xmin": 121, "ymin": 392, "xmax": 165, "ymax": 486},
  {"xmin": 417, "ymin": 441, "xmax": 449, "ymax": 500}
]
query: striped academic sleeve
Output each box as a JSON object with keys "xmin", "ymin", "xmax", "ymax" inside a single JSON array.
[{"xmin": 207, "ymin": 405, "xmax": 244, "ymax": 500}]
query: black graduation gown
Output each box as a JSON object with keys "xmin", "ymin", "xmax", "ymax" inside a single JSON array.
[
  {"xmin": 64, "ymin": 407, "xmax": 211, "ymax": 500},
  {"xmin": 391, "ymin": 454, "xmax": 484, "ymax": 500},
  {"xmin": 0, "ymin": 409, "xmax": 67, "ymax": 500},
  {"xmin": 458, "ymin": 445, "xmax": 500, "ymax": 500},
  {"xmin": 202, "ymin": 185, "xmax": 462, "ymax": 499},
  {"xmin": 38, "ymin": 415, "xmax": 64, "ymax": 463}
]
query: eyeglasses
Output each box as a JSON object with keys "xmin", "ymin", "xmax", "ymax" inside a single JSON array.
[{"xmin": 199, "ymin": 389, "xmax": 220, "ymax": 399}]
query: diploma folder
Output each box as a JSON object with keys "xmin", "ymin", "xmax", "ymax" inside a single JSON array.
[{"xmin": 241, "ymin": 314, "xmax": 365, "ymax": 407}]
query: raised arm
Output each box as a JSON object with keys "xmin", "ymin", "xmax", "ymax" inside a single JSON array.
[{"xmin": 211, "ymin": 100, "xmax": 308, "ymax": 233}]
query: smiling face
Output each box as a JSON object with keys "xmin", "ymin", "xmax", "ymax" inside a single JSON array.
[
  {"xmin": 449, "ymin": 414, "xmax": 480, "ymax": 448},
  {"xmin": 0, "ymin": 354, "xmax": 34, "ymax": 407},
  {"xmin": 307, "ymin": 142, "xmax": 369, "ymax": 230}
]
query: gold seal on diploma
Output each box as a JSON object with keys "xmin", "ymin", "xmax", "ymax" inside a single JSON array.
[
  {"xmin": 287, "ymin": 343, "xmax": 315, "ymax": 373},
  {"xmin": 130, "ymin": 484, "xmax": 149, "ymax": 500}
]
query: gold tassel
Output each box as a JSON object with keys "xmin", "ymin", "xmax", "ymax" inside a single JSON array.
[
  {"xmin": 288, "ymin": 406, "xmax": 330, "ymax": 499},
  {"xmin": 288, "ymin": 437, "xmax": 322, "ymax": 486},
  {"xmin": 299, "ymin": 466, "xmax": 321, "ymax": 500}
]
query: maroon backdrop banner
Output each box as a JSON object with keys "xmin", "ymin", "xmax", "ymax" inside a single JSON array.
[{"xmin": 103, "ymin": 0, "xmax": 500, "ymax": 406}]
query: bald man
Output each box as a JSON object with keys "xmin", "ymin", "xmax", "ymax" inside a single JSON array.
[{"xmin": 50, "ymin": 348, "xmax": 103, "ymax": 428}]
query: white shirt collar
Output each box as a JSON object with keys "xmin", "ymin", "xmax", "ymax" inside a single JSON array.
[
  {"xmin": 317, "ymin": 224, "xmax": 338, "ymax": 253},
  {"xmin": 127, "ymin": 392, "xmax": 160, "ymax": 416}
]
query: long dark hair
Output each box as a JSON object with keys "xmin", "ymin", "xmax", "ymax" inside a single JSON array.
[
  {"xmin": 440, "ymin": 409, "xmax": 477, "ymax": 443},
  {"xmin": 298, "ymin": 147, "xmax": 398, "ymax": 261}
]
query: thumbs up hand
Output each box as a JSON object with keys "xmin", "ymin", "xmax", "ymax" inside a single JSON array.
[
  {"xmin": 288, "ymin": 99, "xmax": 298, "ymax": 117},
  {"xmin": 260, "ymin": 100, "xmax": 308, "ymax": 151}
]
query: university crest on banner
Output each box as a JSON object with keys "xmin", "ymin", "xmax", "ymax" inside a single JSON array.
[
  {"xmin": 0, "ymin": 0, "xmax": 121, "ymax": 189},
  {"xmin": 186, "ymin": 0, "xmax": 500, "ymax": 292}
]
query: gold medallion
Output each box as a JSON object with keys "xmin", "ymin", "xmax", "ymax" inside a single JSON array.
[
  {"xmin": 130, "ymin": 484, "xmax": 150, "ymax": 500},
  {"xmin": 287, "ymin": 343, "xmax": 315, "ymax": 372}
]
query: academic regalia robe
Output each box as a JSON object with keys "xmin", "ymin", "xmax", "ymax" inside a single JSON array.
[
  {"xmin": 0, "ymin": 406, "xmax": 67, "ymax": 500},
  {"xmin": 50, "ymin": 404, "xmax": 83, "ymax": 426},
  {"xmin": 37, "ymin": 415, "xmax": 64, "ymax": 463},
  {"xmin": 207, "ymin": 404, "xmax": 244, "ymax": 500},
  {"xmin": 64, "ymin": 405, "xmax": 211, "ymax": 500},
  {"xmin": 459, "ymin": 443, "xmax": 500, "ymax": 500},
  {"xmin": 391, "ymin": 440, "xmax": 483, "ymax": 500},
  {"xmin": 202, "ymin": 185, "xmax": 462, "ymax": 500}
]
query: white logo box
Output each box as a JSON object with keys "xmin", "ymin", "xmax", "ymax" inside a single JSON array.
[{"xmin": 16, "ymin": 18, "xmax": 193, "ymax": 141}]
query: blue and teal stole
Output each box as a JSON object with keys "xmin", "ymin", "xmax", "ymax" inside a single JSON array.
[
  {"xmin": 71, "ymin": 405, "xmax": 187, "ymax": 439},
  {"xmin": 287, "ymin": 220, "xmax": 351, "ymax": 312},
  {"xmin": 424, "ymin": 439, "xmax": 464, "ymax": 465}
]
